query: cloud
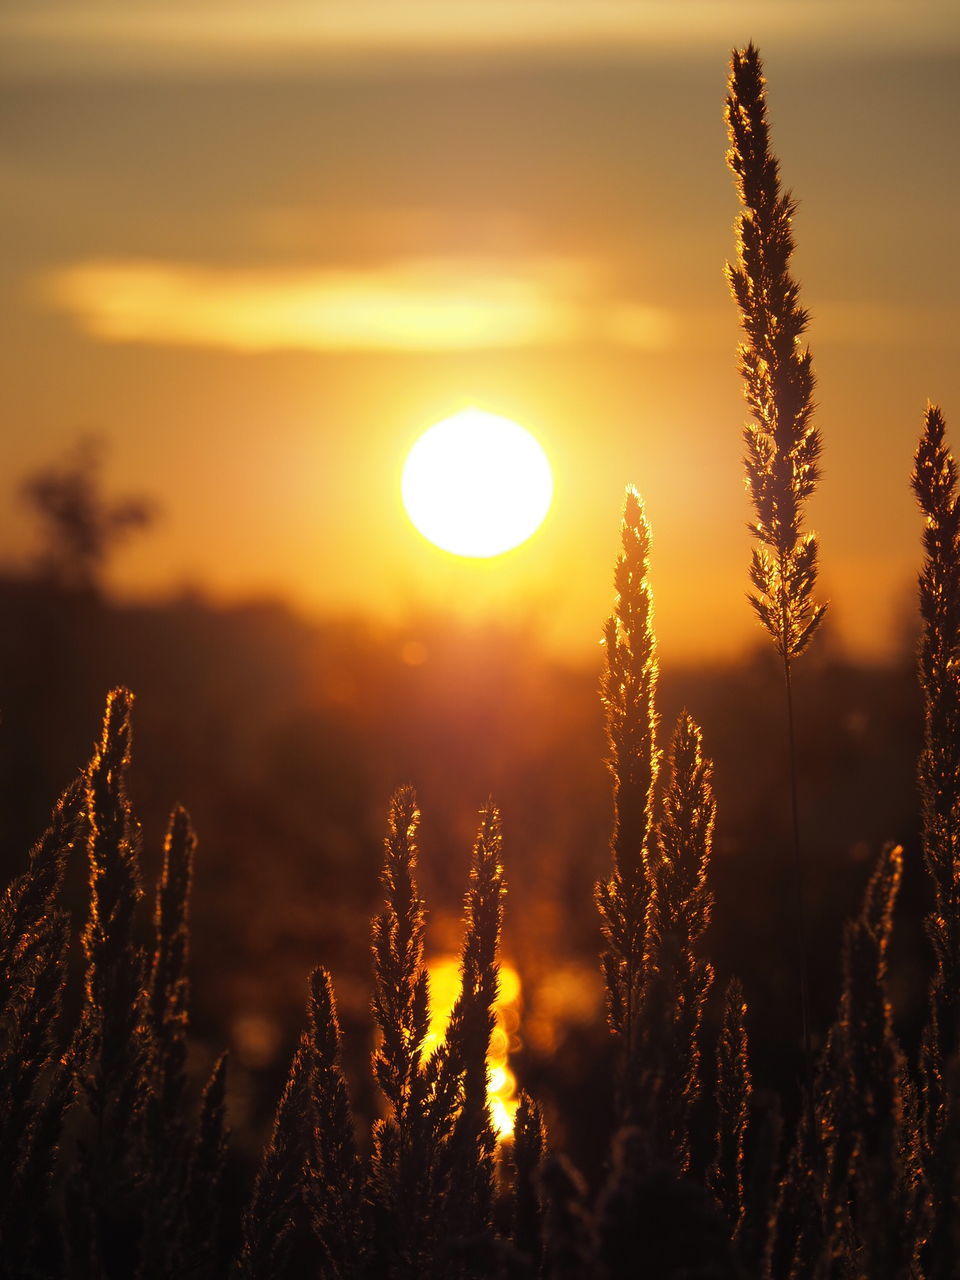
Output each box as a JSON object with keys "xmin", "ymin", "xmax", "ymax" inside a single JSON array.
[
  {"xmin": 37, "ymin": 257, "xmax": 677, "ymax": 354},
  {"xmin": 3, "ymin": 1, "xmax": 957, "ymax": 77}
]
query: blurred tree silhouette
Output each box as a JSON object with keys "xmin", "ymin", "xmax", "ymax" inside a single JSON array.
[{"xmin": 20, "ymin": 437, "xmax": 157, "ymax": 591}]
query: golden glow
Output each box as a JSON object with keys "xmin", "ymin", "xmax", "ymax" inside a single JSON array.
[
  {"xmin": 426, "ymin": 954, "xmax": 521, "ymax": 1140},
  {"xmin": 5, "ymin": 3, "xmax": 941, "ymax": 76},
  {"xmin": 402, "ymin": 409, "xmax": 553, "ymax": 558},
  {"xmin": 37, "ymin": 258, "xmax": 678, "ymax": 354},
  {"xmin": 39, "ymin": 258, "xmax": 580, "ymax": 353}
]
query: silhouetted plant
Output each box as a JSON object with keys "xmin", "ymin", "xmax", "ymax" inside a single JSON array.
[
  {"xmin": 597, "ymin": 491, "xmax": 723, "ymax": 1174},
  {"xmin": 645, "ymin": 713, "xmax": 716, "ymax": 1173},
  {"xmin": 726, "ymin": 36, "xmax": 824, "ymax": 1145},
  {"xmin": 237, "ymin": 1033, "xmax": 312, "ymax": 1279},
  {"xmin": 237, "ymin": 789, "xmax": 506, "ymax": 1280},
  {"xmin": 913, "ymin": 405, "xmax": 960, "ymax": 1078},
  {"xmin": 0, "ymin": 782, "xmax": 81, "ymax": 1278},
  {"xmin": 597, "ymin": 487, "xmax": 660, "ymax": 1066},
  {"xmin": 913, "ymin": 402, "xmax": 960, "ymax": 1270},
  {"xmin": 304, "ymin": 968, "xmax": 365, "ymax": 1278},
  {"xmin": 836, "ymin": 843, "xmax": 918, "ymax": 1279},
  {"xmin": 150, "ymin": 805, "xmax": 195, "ymax": 1122},
  {"xmin": 68, "ymin": 688, "xmax": 157, "ymax": 1278},
  {"xmin": 510, "ymin": 1092, "xmax": 546, "ymax": 1273},
  {"xmin": 179, "ymin": 1052, "xmax": 230, "ymax": 1280},
  {"xmin": 2, "ymin": 42, "xmax": 960, "ymax": 1280},
  {"xmin": 367, "ymin": 786, "xmax": 436, "ymax": 1273},
  {"xmin": 711, "ymin": 979, "xmax": 751, "ymax": 1239}
]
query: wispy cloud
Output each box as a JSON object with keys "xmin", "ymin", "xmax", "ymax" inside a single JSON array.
[
  {"xmin": 3, "ymin": 1, "xmax": 957, "ymax": 76},
  {"xmin": 37, "ymin": 257, "xmax": 677, "ymax": 354}
]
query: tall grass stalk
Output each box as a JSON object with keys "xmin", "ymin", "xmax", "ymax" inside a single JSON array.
[
  {"xmin": 511, "ymin": 1092, "xmax": 547, "ymax": 1271},
  {"xmin": 725, "ymin": 43, "xmax": 825, "ymax": 1124},
  {"xmin": 0, "ymin": 781, "xmax": 80, "ymax": 1276},
  {"xmin": 597, "ymin": 486, "xmax": 660, "ymax": 1073},
  {"xmin": 644, "ymin": 712, "xmax": 716, "ymax": 1170},
  {"xmin": 912, "ymin": 402, "xmax": 960, "ymax": 1256},
  {"xmin": 71, "ymin": 688, "xmax": 158, "ymax": 1277},
  {"xmin": 710, "ymin": 978, "xmax": 751, "ymax": 1238}
]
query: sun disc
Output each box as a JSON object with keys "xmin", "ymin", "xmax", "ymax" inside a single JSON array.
[{"xmin": 402, "ymin": 409, "xmax": 553, "ymax": 557}]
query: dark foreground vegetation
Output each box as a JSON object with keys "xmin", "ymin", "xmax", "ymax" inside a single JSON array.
[{"xmin": 2, "ymin": 46, "xmax": 958, "ymax": 1279}]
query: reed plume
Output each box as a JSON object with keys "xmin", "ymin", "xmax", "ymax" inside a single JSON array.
[
  {"xmin": 925, "ymin": 1059, "xmax": 960, "ymax": 1280},
  {"xmin": 726, "ymin": 39, "xmax": 824, "ymax": 1126},
  {"xmin": 149, "ymin": 804, "xmax": 195, "ymax": 1123},
  {"xmin": 0, "ymin": 781, "xmax": 81, "ymax": 1276},
  {"xmin": 427, "ymin": 804, "xmax": 505, "ymax": 1264},
  {"xmin": 70, "ymin": 687, "xmax": 157, "ymax": 1278},
  {"xmin": 768, "ymin": 844, "xmax": 920, "ymax": 1279},
  {"xmin": 370, "ymin": 794, "xmax": 506, "ymax": 1276},
  {"xmin": 710, "ymin": 978, "xmax": 751, "ymax": 1238},
  {"xmin": 510, "ymin": 1092, "xmax": 546, "ymax": 1272},
  {"xmin": 912, "ymin": 402, "xmax": 960, "ymax": 1266},
  {"xmin": 179, "ymin": 1053, "xmax": 230, "ymax": 1280},
  {"xmin": 237, "ymin": 1037, "xmax": 312, "ymax": 1279},
  {"xmin": 597, "ymin": 486, "xmax": 660, "ymax": 1064},
  {"xmin": 304, "ymin": 967, "xmax": 365, "ymax": 1279},
  {"xmin": 369, "ymin": 786, "xmax": 433, "ymax": 1272},
  {"xmin": 726, "ymin": 43, "xmax": 825, "ymax": 663},
  {"xmin": 913, "ymin": 406, "xmax": 960, "ymax": 1098},
  {"xmin": 836, "ymin": 843, "xmax": 919, "ymax": 1279},
  {"xmin": 644, "ymin": 712, "xmax": 716, "ymax": 1172}
]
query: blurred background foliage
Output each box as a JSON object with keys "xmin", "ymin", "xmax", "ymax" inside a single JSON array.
[{"xmin": 0, "ymin": 442, "xmax": 927, "ymax": 1183}]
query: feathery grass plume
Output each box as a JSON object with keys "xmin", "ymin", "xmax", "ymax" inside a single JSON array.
[
  {"xmin": 768, "ymin": 847, "xmax": 918, "ymax": 1280},
  {"xmin": 912, "ymin": 404, "xmax": 960, "ymax": 1144},
  {"xmin": 178, "ymin": 1053, "xmax": 230, "ymax": 1280},
  {"xmin": 726, "ymin": 44, "xmax": 825, "ymax": 662},
  {"xmin": 597, "ymin": 486, "xmax": 660, "ymax": 1061},
  {"xmin": 369, "ymin": 785, "xmax": 433, "ymax": 1272},
  {"xmin": 303, "ymin": 967, "xmax": 366, "ymax": 1279},
  {"xmin": 70, "ymin": 688, "xmax": 157, "ymax": 1278},
  {"xmin": 426, "ymin": 803, "xmax": 505, "ymax": 1263},
  {"xmin": 140, "ymin": 806, "xmax": 215, "ymax": 1280},
  {"xmin": 371, "ymin": 787, "xmax": 430, "ymax": 1133},
  {"xmin": 149, "ymin": 805, "xmax": 195, "ymax": 1122},
  {"xmin": 237, "ymin": 1037, "xmax": 311, "ymax": 1280},
  {"xmin": 835, "ymin": 843, "xmax": 919, "ymax": 1279},
  {"xmin": 369, "ymin": 800, "xmax": 506, "ymax": 1276},
  {"xmin": 925, "ymin": 1059, "xmax": 960, "ymax": 1280},
  {"xmin": 510, "ymin": 1092, "xmax": 546, "ymax": 1272},
  {"xmin": 643, "ymin": 712, "xmax": 715, "ymax": 1171},
  {"xmin": 710, "ymin": 979, "xmax": 751, "ymax": 1238},
  {"xmin": 726, "ymin": 41, "xmax": 824, "ymax": 1132},
  {"xmin": 0, "ymin": 781, "xmax": 81, "ymax": 1272},
  {"xmin": 0, "ymin": 778, "xmax": 80, "ymax": 1005}
]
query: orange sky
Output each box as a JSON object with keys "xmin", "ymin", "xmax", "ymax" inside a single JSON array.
[{"xmin": 2, "ymin": 2, "xmax": 959, "ymax": 662}]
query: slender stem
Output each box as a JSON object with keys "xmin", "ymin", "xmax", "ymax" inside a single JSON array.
[{"xmin": 782, "ymin": 652, "xmax": 817, "ymax": 1145}]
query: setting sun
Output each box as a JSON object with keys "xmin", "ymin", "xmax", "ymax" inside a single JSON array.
[{"xmin": 401, "ymin": 408, "xmax": 553, "ymax": 557}]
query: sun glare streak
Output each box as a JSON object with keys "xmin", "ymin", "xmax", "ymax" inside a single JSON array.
[
  {"xmin": 426, "ymin": 955, "xmax": 521, "ymax": 1140},
  {"xmin": 402, "ymin": 409, "xmax": 553, "ymax": 558}
]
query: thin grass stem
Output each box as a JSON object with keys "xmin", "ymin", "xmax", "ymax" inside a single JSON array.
[{"xmin": 782, "ymin": 654, "xmax": 816, "ymax": 1151}]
